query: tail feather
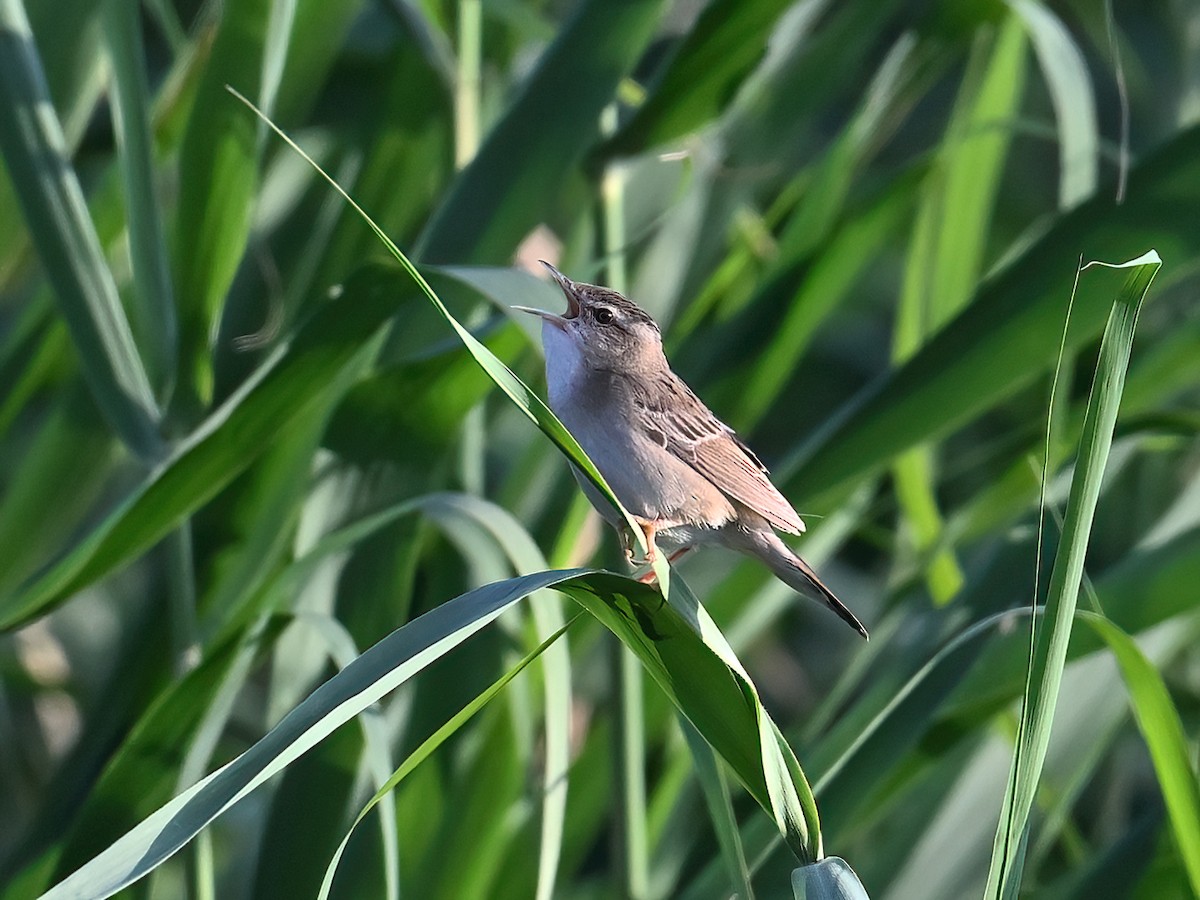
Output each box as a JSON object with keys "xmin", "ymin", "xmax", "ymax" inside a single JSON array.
[
  {"xmin": 743, "ymin": 530, "xmax": 869, "ymax": 640},
  {"xmin": 781, "ymin": 550, "xmax": 869, "ymax": 640}
]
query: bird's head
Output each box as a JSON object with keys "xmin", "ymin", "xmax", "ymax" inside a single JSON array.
[{"xmin": 514, "ymin": 262, "xmax": 664, "ymax": 376}]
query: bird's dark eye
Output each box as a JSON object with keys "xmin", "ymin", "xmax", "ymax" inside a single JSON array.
[{"xmin": 593, "ymin": 306, "xmax": 615, "ymax": 325}]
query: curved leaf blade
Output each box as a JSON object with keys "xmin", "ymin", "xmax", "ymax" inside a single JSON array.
[{"xmin": 1075, "ymin": 612, "xmax": 1200, "ymax": 896}]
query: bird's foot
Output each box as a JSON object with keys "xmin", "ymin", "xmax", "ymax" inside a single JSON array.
[{"xmin": 622, "ymin": 517, "xmax": 661, "ymax": 565}]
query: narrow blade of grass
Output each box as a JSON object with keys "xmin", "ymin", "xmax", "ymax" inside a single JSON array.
[
  {"xmin": 985, "ymin": 250, "xmax": 1160, "ymax": 898},
  {"xmin": 173, "ymin": 0, "xmax": 274, "ymax": 409},
  {"xmin": 416, "ymin": 492, "xmax": 571, "ymax": 900},
  {"xmin": 606, "ymin": 0, "xmax": 811, "ymax": 156},
  {"xmin": 1009, "ymin": 0, "xmax": 1097, "ymax": 208}
]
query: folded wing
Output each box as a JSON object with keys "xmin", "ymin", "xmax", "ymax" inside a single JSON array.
[{"xmin": 636, "ymin": 374, "xmax": 805, "ymax": 535}]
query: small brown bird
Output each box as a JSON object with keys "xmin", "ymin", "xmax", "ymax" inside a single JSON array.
[{"xmin": 514, "ymin": 263, "xmax": 868, "ymax": 639}]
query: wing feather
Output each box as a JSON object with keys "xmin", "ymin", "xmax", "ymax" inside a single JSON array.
[{"xmin": 636, "ymin": 374, "xmax": 805, "ymax": 534}]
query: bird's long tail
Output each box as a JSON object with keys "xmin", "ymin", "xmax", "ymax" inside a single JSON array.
[{"xmin": 741, "ymin": 530, "xmax": 869, "ymax": 640}]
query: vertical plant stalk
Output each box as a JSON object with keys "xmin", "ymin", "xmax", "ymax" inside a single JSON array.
[
  {"xmin": 165, "ymin": 523, "xmax": 199, "ymax": 675},
  {"xmin": 985, "ymin": 250, "xmax": 1161, "ymax": 898},
  {"xmin": 103, "ymin": 0, "xmax": 199, "ymax": 702},
  {"xmin": 102, "ymin": 0, "xmax": 178, "ymax": 394},
  {"xmin": 455, "ymin": 0, "xmax": 485, "ymax": 493},
  {"xmin": 680, "ymin": 715, "xmax": 755, "ymax": 899},
  {"xmin": 615, "ymin": 639, "xmax": 650, "ymax": 899},
  {"xmin": 0, "ymin": 0, "xmax": 162, "ymax": 462},
  {"xmin": 454, "ymin": 0, "xmax": 481, "ymax": 169}
]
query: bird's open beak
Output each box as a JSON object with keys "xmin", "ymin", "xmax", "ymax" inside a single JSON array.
[{"xmin": 511, "ymin": 260, "xmax": 581, "ymax": 328}]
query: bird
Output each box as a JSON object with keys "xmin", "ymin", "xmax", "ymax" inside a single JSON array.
[{"xmin": 512, "ymin": 261, "xmax": 868, "ymax": 639}]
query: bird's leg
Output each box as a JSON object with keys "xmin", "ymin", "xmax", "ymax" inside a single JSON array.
[
  {"xmin": 633, "ymin": 516, "xmax": 659, "ymax": 563},
  {"xmin": 621, "ymin": 516, "xmax": 662, "ymax": 564}
]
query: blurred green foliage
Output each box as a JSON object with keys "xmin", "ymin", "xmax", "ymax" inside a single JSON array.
[{"xmin": 0, "ymin": 0, "xmax": 1197, "ymax": 898}]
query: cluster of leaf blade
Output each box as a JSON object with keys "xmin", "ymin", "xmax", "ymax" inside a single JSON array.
[{"xmin": 2, "ymin": 1, "xmax": 1199, "ymax": 899}]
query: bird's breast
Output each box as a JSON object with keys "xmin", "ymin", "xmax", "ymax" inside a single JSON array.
[{"xmin": 542, "ymin": 323, "xmax": 587, "ymax": 411}]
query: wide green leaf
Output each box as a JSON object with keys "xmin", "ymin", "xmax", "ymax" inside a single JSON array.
[{"xmin": 606, "ymin": 0, "xmax": 798, "ymax": 156}]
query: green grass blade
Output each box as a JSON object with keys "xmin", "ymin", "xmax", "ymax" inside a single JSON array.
[
  {"xmin": 0, "ymin": 0, "xmax": 162, "ymax": 461},
  {"xmin": 736, "ymin": 168, "xmax": 919, "ymax": 431},
  {"xmin": 316, "ymin": 618, "xmax": 579, "ymax": 900},
  {"xmin": 985, "ymin": 250, "xmax": 1160, "ymax": 898},
  {"xmin": 616, "ymin": 637, "xmax": 650, "ymax": 899},
  {"xmin": 1075, "ymin": 612, "xmax": 1200, "ymax": 895},
  {"xmin": 259, "ymin": 0, "xmax": 295, "ymax": 119},
  {"xmin": 735, "ymin": 28, "xmax": 930, "ymax": 430},
  {"xmin": 101, "ymin": 0, "xmax": 177, "ymax": 392},
  {"xmin": 293, "ymin": 612, "xmax": 400, "ymax": 900},
  {"xmin": 173, "ymin": 0, "xmax": 275, "ymax": 409},
  {"xmin": 36, "ymin": 617, "xmax": 284, "ymax": 894},
  {"xmin": 416, "ymin": 492, "xmax": 571, "ymax": 900},
  {"xmin": 0, "ymin": 386, "xmax": 116, "ymax": 597},
  {"xmin": 0, "ymin": 268, "xmax": 397, "ymax": 630}
]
